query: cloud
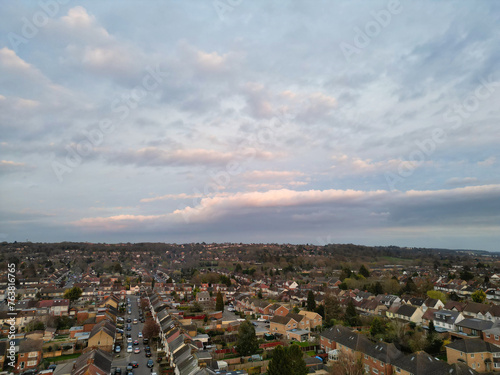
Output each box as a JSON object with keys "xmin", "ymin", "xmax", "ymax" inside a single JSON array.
[
  {"xmin": 105, "ymin": 146, "xmax": 278, "ymax": 168},
  {"xmin": 69, "ymin": 185, "xmax": 500, "ymax": 244},
  {"xmin": 478, "ymin": 157, "xmax": 496, "ymax": 166},
  {"xmin": 0, "ymin": 160, "xmax": 33, "ymax": 174},
  {"xmin": 445, "ymin": 177, "xmax": 478, "ymax": 186},
  {"xmin": 140, "ymin": 193, "xmax": 203, "ymax": 203}
]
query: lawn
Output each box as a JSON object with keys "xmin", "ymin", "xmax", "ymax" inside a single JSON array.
[{"xmin": 48, "ymin": 353, "xmax": 81, "ymax": 362}]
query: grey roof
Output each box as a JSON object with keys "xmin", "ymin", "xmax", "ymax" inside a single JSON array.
[
  {"xmin": 320, "ymin": 325, "xmax": 352, "ymax": 341},
  {"xmin": 397, "ymin": 304, "xmax": 417, "ymax": 317},
  {"xmin": 72, "ymin": 348, "xmax": 112, "ymax": 375},
  {"xmin": 392, "ymin": 351, "xmax": 451, "ymax": 375},
  {"xmin": 455, "ymin": 318, "xmax": 493, "ymax": 331},
  {"xmin": 446, "ymin": 338, "xmax": 500, "ymax": 353},
  {"xmin": 434, "ymin": 309, "xmax": 460, "ymax": 324}
]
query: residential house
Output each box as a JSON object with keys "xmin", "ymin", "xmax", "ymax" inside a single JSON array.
[
  {"xmin": 455, "ymin": 318, "xmax": 493, "ymax": 338},
  {"xmin": 446, "ymin": 338, "xmax": 500, "ymax": 372},
  {"xmin": 87, "ymin": 320, "xmax": 116, "ymax": 352},
  {"xmin": 16, "ymin": 339, "xmax": 43, "ymax": 373},
  {"xmin": 298, "ymin": 310, "xmax": 323, "ymax": 330},
  {"xmin": 434, "ymin": 310, "xmax": 464, "ymax": 332},
  {"xmin": 287, "ymin": 329, "xmax": 310, "ymax": 342},
  {"xmin": 392, "ymin": 351, "xmax": 457, "ymax": 375},
  {"xmin": 270, "ymin": 315, "xmax": 300, "ymax": 337},
  {"xmin": 71, "ymin": 348, "xmax": 113, "ymax": 375},
  {"xmin": 483, "ymin": 323, "xmax": 500, "ymax": 348},
  {"xmin": 421, "ymin": 308, "xmax": 437, "ymax": 329},
  {"xmin": 463, "ymin": 302, "xmax": 491, "ymax": 320},
  {"xmin": 319, "ymin": 325, "xmax": 353, "ymax": 352},
  {"xmin": 394, "ymin": 305, "xmax": 424, "ymax": 324},
  {"xmin": 423, "ymin": 298, "xmax": 444, "ymax": 311}
]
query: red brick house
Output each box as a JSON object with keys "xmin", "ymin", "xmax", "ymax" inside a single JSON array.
[{"xmin": 16, "ymin": 339, "xmax": 43, "ymax": 373}]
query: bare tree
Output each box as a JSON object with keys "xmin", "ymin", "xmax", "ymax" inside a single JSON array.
[{"xmin": 329, "ymin": 351, "xmax": 364, "ymax": 375}]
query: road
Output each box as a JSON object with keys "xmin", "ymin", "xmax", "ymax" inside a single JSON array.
[{"xmin": 112, "ymin": 296, "xmax": 157, "ymax": 374}]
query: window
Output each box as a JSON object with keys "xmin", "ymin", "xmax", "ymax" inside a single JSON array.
[
  {"xmin": 471, "ymin": 354, "xmax": 475, "ymax": 358},
  {"xmin": 373, "ymin": 369, "xmax": 379, "ymax": 374},
  {"xmin": 27, "ymin": 360, "xmax": 37, "ymax": 367},
  {"xmin": 472, "ymin": 363, "xmax": 476, "ymax": 369},
  {"xmin": 487, "ymin": 334, "xmax": 491, "ymax": 338},
  {"xmin": 28, "ymin": 352, "xmax": 37, "ymax": 358}
]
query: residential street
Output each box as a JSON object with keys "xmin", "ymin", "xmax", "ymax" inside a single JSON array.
[{"xmin": 112, "ymin": 297, "xmax": 157, "ymax": 374}]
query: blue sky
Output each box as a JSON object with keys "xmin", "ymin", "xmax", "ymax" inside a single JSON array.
[{"xmin": 1, "ymin": 1, "xmax": 499, "ymax": 250}]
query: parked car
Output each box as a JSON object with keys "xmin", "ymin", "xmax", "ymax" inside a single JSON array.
[
  {"xmin": 127, "ymin": 337, "xmax": 132, "ymax": 343},
  {"xmin": 127, "ymin": 345, "xmax": 133, "ymax": 353},
  {"xmin": 114, "ymin": 367, "xmax": 122, "ymax": 375},
  {"xmin": 115, "ymin": 345, "xmax": 121, "ymax": 353},
  {"xmin": 138, "ymin": 332, "xmax": 143, "ymax": 338},
  {"xmin": 147, "ymin": 359, "xmax": 154, "ymax": 368},
  {"xmin": 128, "ymin": 362, "xmax": 139, "ymax": 368},
  {"xmin": 143, "ymin": 338, "xmax": 149, "ymax": 345},
  {"xmin": 133, "ymin": 319, "xmax": 138, "ymax": 324},
  {"xmin": 145, "ymin": 350, "xmax": 151, "ymax": 357}
]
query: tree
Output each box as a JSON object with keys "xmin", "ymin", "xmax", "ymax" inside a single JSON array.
[
  {"xmin": 324, "ymin": 294, "xmax": 342, "ymax": 324},
  {"xmin": 400, "ymin": 277, "xmax": 418, "ymax": 295},
  {"xmin": 268, "ymin": 344, "xmax": 307, "ymax": 375},
  {"xmin": 340, "ymin": 266, "xmax": 352, "ymax": 281},
  {"xmin": 288, "ymin": 344, "xmax": 308, "ymax": 375},
  {"xmin": 370, "ymin": 317, "xmax": 386, "ymax": 337},
  {"xmin": 267, "ymin": 345, "xmax": 291, "ymax": 375},
  {"xmin": 235, "ymin": 264, "xmax": 243, "ymax": 273},
  {"xmin": 428, "ymin": 320, "xmax": 436, "ymax": 335},
  {"xmin": 329, "ymin": 351, "xmax": 364, "ymax": 375},
  {"xmin": 63, "ymin": 287, "xmax": 82, "ymax": 302},
  {"xmin": 359, "ymin": 264, "xmax": 370, "ymax": 278},
  {"xmin": 315, "ymin": 304, "xmax": 325, "ymax": 319},
  {"xmin": 471, "ymin": 289, "xmax": 486, "ymax": 303},
  {"xmin": 307, "ymin": 291, "xmax": 316, "ymax": 311},
  {"xmin": 216, "ymin": 291, "xmax": 224, "ymax": 312},
  {"xmin": 236, "ymin": 320, "xmax": 258, "ymax": 356},
  {"xmin": 426, "ymin": 290, "xmax": 448, "ymax": 303},
  {"xmin": 25, "ymin": 320, "xmax": 45, "ymax": 332},
  {"xmin": 344, "ymin": 300, "xmax": 361, "ymax": 327},
  {"xmin": 166, "ymin": 277, "xmax": 173, "ymax": 283},
  {"xmin": 113, "ymin": 263, "xmax": 122, "ymax": 274},
  {"xmin": 257, "ymin": 290, "xmax": 263, "ymax": 299},
  {"xmin": 293, "ymin": 306, "xmax": 300, "ymax": 314},
  {"xmin": 219, "ymin": 275, "xmax": 231, "ymax": 287},
  {"xmin": 142, "ymin": 318, "xmax": 160, "ymax": 340},
  {"xmin": 460, "ymin": 269, "xmax": 474, "ymax": 281}
]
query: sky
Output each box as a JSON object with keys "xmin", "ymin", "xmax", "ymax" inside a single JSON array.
[{"xmin": 0, "ymin": 1, "xmax": 499, "ymax": 250}]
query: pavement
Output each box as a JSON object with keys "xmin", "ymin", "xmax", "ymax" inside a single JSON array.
[{"xmin": 112, "ymin": 296, "xmax": 157, "ymax": 375}]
